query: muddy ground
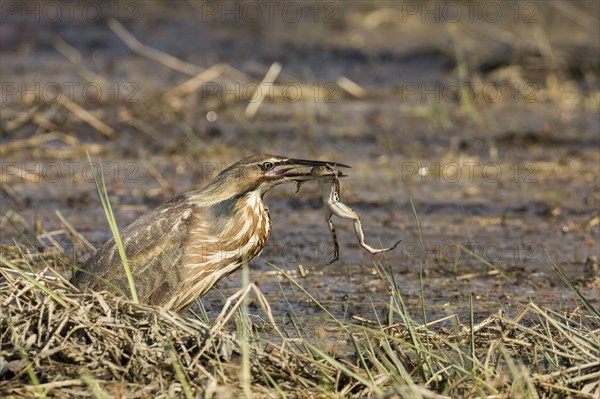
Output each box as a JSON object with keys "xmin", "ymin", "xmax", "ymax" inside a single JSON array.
[{"xmin": 1, "ymin": 1, "xmax": 599, "ymax": 340}]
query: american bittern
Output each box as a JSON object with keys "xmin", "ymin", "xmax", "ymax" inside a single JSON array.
[{"xmin": 75, "ymin": 154, "xmax": 348, "ymax": 312}]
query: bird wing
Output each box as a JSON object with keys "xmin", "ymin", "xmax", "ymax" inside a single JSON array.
[{"xmin": 76, "ymin": 195, "xmax": 197, "ymax": 305}]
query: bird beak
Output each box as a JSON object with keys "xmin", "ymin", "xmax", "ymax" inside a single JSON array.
[{"xmin": 268, "ymin": 158, "xmax": 351, "ymax": 181}]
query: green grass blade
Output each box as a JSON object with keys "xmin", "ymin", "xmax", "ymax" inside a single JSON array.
[
  {"xmin": 1, "ymin": 254, "xmax": 68, "ymax": 308},
  {"xmin": 86, "ymin": 152, "xmax": 138, "ymax": 303},
  {"xmin": 546, "ymin": 249, "xmax": 600, "ymax": 320},
  {"xmin": 81, "ymin": 371, "xmax": 110, "ymax": 399}
]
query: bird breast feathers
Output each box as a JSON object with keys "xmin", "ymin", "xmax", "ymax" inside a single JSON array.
[{"xmin": 182, "ymin": 191, "xmax": 271, "ymax": 272}]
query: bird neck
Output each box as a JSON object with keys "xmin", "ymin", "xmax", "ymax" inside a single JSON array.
[
  {"xmin": 236, "ymin": 190, "xmax": 269, "ymax": 225},
  {"xmin": 234, "ymin": 190, "xmax": 271, "ymax": 238},
  {"xmin": 205, "ymin": 189, "xmax": 271, "ymax": 243},
  {"xmin": 220, "ymin": 190, "xmax": 271, "ymax": 258}
]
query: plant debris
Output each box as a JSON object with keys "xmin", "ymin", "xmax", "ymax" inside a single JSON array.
[{"xmin": 1, "ymin": 247, "xmax": 598, "ymax": 398}]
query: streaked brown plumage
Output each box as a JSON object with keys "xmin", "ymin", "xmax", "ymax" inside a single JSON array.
[{"xmin": 75, "ymin": 154, "xmax": 349, "ymax": 312}]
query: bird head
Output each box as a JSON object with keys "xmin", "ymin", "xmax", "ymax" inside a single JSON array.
[{"xmin": 206, "ymin": 154, "xmax": 350, "ymax": 199}]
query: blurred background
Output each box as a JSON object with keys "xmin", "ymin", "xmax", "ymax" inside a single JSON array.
[{"xmin": 1, "ymin": 1, "xmax": 598, "ymax": 325}]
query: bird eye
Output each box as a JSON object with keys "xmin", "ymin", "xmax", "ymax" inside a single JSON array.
[{"xmin": 261, "ymin": 161, "xmax": 274, "ymax": 171}]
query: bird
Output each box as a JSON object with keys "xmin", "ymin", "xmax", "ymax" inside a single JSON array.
[{"xmin": 75, "ymin": 154, "xmax": 349, "ymax": 312}]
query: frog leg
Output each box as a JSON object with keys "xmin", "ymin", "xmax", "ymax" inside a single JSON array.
[
  {"xmin": 324, "ymin": 206, "xmax": 339, "ymax": 265},
  {"xmin": 351, "ymin": 217, "xmax": 402, "ymax": 255}
]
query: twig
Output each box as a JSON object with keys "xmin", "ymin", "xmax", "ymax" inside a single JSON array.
[
  {"xmin": 0, "ymin": 182, "xmax": 24, "ymax": 208},
  {"xmin": 245, "ymin": 62, "xmax": 282, "ymax": 118},
  {"xmin": 108, "ymin": 19, "xmax": 205, "ymax": 76},
  {"xmin": 55, "ymin": 210, "xmax": 96, "ymax": 253},
  {"xmin": 142, "ymin": 160, "xmax": 175, "ymax": 193},
  {"xmin": 336, "ymin": 76, "xmax": 366, "ymax": 98},
  {"xmin": 3, "ymin": 105, "xmax": 41, "ymax": 131},
  {"xmin": 117, "ymin": 108, "xmax": 162, "ymax": 140},
  {"xmin": 52, "ymin": 36, "xmax": 110, "ymax": 86},
  {"xmin": 165, "ymin": 64, "xmax": 223, "ymax": 99},
  {"xmin": 56, "ymin": 95, "xmax": 115, "ymax": 138},
  {"xmin": 0, "ymin": 131, "xmax": 79, "ymax": 155},
  {"xmin": 549, "ymin": 1, "xmax": 599, "ymax": 31}
]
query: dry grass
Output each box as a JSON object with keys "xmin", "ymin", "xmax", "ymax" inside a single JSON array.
[
  {"xmin": 1, "ymin": 245, "xmax": 598, "ymax": 398},
  {"xmin": 0, "ymin": 257, "xmax": 329, "ymax": 398}
]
